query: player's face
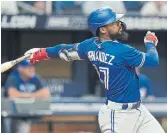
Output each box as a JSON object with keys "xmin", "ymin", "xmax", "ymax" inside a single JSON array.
[
  {"xmin": 20, "ymin": 66, "xmax": 36, "ymax": 78},
  {"xmin": 101, "ymin": 21, "xmax": 128, "ymax": 41},
  {"xmin": 106, "ymin": 21, "xmax": 123, "ymax": 35}
]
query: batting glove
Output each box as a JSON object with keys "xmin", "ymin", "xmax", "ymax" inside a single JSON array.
[
  {"xmin": 144, "ymin": 31, "xmax": 158, "ymax": 46},
  {"xmin": 24, "ymin": 48, "xmax": 49, "ymax": 64},
  {"xmin": 59, "ymin": 50, "xmax": 71, "ymax": 62}
]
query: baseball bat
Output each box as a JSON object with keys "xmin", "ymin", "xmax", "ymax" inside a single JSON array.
[{"xmin": 1, "ymin": 54, "xmax": 31, "ymax": 73}]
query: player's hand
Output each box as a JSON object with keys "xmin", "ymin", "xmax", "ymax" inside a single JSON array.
[
  {"xmin": 25, "ymin": 48, "xmax": 40, "ymax": 59},
  {"xmin": 144, "ymin": 31, "xmax": 158, "ymax": 46},
  {"xmin": 24, "ymin": 48, "xmax": 49, "ymax": 64},
  {"xmin": 59, "ymin": 50, "xmax": 71, "ymax": 62}
]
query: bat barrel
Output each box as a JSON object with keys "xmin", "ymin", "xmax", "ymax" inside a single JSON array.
[{"xmin": 1, "ymin": 54, "xmax": 31, "ymax": 73}]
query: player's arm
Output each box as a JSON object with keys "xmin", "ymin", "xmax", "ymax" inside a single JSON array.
[
  {"xmin": 31, "ymin": 88, "xmax": 50, "ymax": 98},
  {"xmin": 24, "ymin": 38, "xmax": 91, "ymax": 63},
  {"xmin": 122, "ymin": 31, "xmax": 159, "ymax": 67},
  {"xmin": 8, "ymin": 87, "xmax": 49, "ymax": 99},
  {"xmin": 58, "ymin": 38, "xmax": 96, "ymax": 61},
  {"xmin": 24, "ymin": 44, "xmax": 72, "ymax": 63},
  {"xmin": 142, "ymin": 31, "xmax": 159, "ymax": 67},
  {"xmin": 31, "ymin": 76, "xmax": 50, "ymax": 98},
  {"xmin": 8, "ymin": 88, "xmax": 32, "ymax": 99},
  {"xmin": 5, "ymin": 75, "xmax": 32, "ymax": 98}
]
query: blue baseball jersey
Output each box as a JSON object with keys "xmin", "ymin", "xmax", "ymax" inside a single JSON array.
[
  {"xmin": 5, "ymin": 70, "xmax": 43, "ymax": 93},
  {"xmin": 46, "ymin": 37, "xmax": 158, "ymax": 103},
  {"xmin": 74, "ymin": 37, "xmax": 145, "ymax": 103}
]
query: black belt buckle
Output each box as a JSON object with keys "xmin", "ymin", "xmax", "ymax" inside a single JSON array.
[
  {"xmin": 122, "ymin": 104, "xmax": 128, "ymax": 110},
  {"xmin": 122, "ymin": 101, "xmax": 141, "ymax": 110}
]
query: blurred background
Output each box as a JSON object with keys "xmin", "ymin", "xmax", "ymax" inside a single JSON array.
[{"xmin": 1, "ymin": 1, "xmax": 167, "ymax": 133}]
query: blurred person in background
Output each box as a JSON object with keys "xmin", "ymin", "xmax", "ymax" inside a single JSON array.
[
  {"xmin": 1, "ymin": 1, "xmax": 19, "ymax": 14},
  {"xmin": 17, "ymin": 1, "xmax": 46, "ymax": 14},
  {"xmin": 123, "ymin": 1, "xmax": 144, "ymax": 13},
  {"xmin": 82, "ymin": 1, "xmax": 126, "ymax": 15},
  {"xmin": 141, "ymin": 1, "xmax": 167, "ymax": 16},
  {"xmin": 53, "ymin": 1, "xmax": 84, "ymax": 15},
  {"xmin": 136, "ymin": 67, "xmax": 155, "ymax": 102},
  {"xmin": 5, "ymin": 59, "xmax": 49, "ymax": 99},
  {"xmin": 33, "ymin": 1, "xmax": 46, "ymax": 10},
  {"xmin": 5, "ymin": 60, "xmax": 50, "ymax": 133}
]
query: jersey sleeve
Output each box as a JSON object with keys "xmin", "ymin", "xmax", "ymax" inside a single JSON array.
[
  {"xmin": 122, "ymin": 44, "xmax": 145, "ymax": 67},
  {"xmin": 71, "ymin": 39, "xmax": 90, "ymax": 59},
  {"xmin": 5, "ymin": 75, "xmax": 18, "ymax": 90},
  {"xmin": 46, "ymin": 44, "xmax": 71, "ymax": 58},
  {"xmin": 46, "ymin": 38, "xmax": 93, "ymax": 59},
  {"xmin": 61, "ymin": 38, "xmax": 94, "ymax": 60},
  {"xmin": 142, "ymin": 43, "xmax": 159, "ymax": 67}
]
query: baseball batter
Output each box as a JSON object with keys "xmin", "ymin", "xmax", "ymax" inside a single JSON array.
[{"xmin": 25, "ymin": 7, "xmax": 165, "ymax": 133}]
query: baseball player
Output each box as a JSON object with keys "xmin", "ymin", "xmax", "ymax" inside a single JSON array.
[{"xmin": 25, "ymin": 7, "xmax": 165, "ymax": 133}]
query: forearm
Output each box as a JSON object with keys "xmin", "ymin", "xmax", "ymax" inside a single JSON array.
[
  {"xmin": 46, "ymin": 44, "xmax": 73, "ymax": 58},
  {"xmin": 143, "ymin": 43, "xmax": 159, "ymax": 67},
  {"xmin": 8, "ymin": 89, "xmax": 32, "ymax": 99},
  {"xmin": 31, "ymin": 88, "xmax": 50, "ymax": 98},
  {"xmin": 25, "ymin": 42, "xmax": 76, "ymax": 63},
  {"xmin": 46, "ymin": 44, "xmax": 64, "ymax": 58}
]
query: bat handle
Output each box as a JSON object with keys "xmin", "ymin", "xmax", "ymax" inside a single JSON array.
[
  {"xmin": 23, "ymin": 54, "xmax": 32, "ymax": 60},
  {"xmin": 25, "ymin": 54, "xmax": 32, "ymax": 58}
]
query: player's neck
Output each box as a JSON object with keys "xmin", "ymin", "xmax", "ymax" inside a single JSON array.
[{"xmin": 99, "ymin": 35, "xmax": 112, "ymax": 42}]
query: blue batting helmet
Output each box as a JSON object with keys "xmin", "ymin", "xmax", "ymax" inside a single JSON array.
[{"xmin": 88, "ymin": 6, "xmax": 124, "ymax": 36}]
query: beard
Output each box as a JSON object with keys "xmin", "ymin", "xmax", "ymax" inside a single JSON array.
[
  {"xmin": 109, "ymin": 21, "xmax": 129, "ymax": 41},
  {"xmin": 109, "ymin": 31, "xmax": 129, "ymax": 41}
]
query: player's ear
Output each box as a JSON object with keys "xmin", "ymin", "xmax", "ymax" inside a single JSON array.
[{"xmin": 99, "ymin": 27, "xmax": 106, "ymax": 34}]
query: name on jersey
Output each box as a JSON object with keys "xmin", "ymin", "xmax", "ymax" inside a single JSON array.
[{"xmin": 88, "ymin": 51, "xmax": 115, "ymax": 65}]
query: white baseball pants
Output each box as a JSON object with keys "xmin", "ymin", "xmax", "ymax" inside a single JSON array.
[{"xmin": 98, "ymin": 103, "xmax": 165, "ymax": 133}]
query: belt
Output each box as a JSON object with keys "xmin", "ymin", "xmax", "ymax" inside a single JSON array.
[{"xmin": 106, "ymin": 100, "xmax": 141, "ymax": 110}]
